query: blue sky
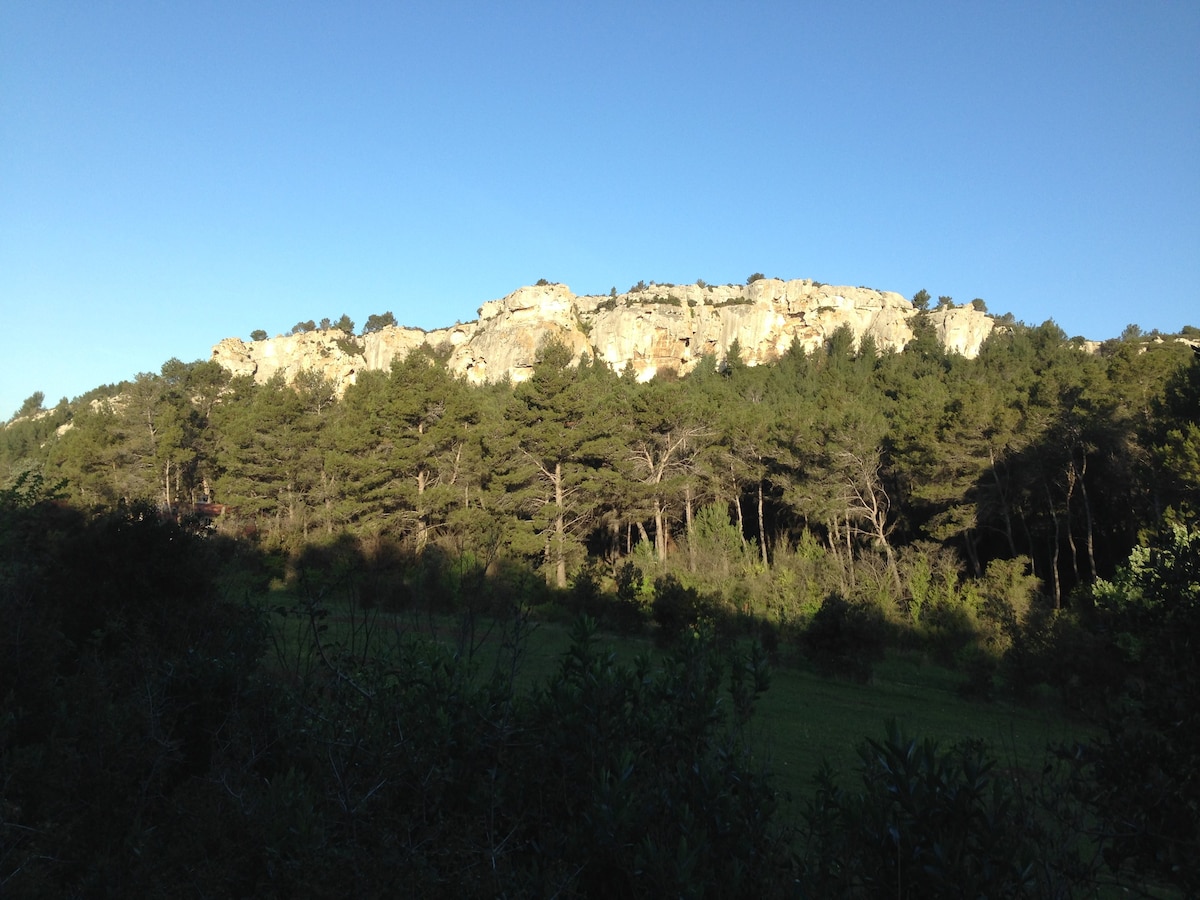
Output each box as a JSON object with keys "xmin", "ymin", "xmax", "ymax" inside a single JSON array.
[{"xmin": 2, "ymin": 1, "xmax": 1197, "ymax": 419}]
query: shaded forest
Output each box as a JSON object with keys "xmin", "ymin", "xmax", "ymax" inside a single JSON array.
[{"xmin": 3, "ymin": 311, "xmax": 1200, "ymax": 895}]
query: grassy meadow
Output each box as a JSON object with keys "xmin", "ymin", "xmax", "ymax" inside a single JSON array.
[{"xmin": 263, "ymin": 592, "xmax": 1092, "ymax": 807}]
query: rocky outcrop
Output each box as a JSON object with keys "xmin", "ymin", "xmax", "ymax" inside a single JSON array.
[
  {"xmin": 578, "ymin": 280, "xmax": 922, "ymax": 382},
  {"xmin": 211, "ymin": 278, "xmax": 996, "ymax": 391},
  {"xmin": 924, "ymin": 305, "xmax": 996, "ymax": 358},
  {"xmin": 211, "ymin": 329, "xmax": 364, "ymax": 394},
  {"xmin": 453, "ymin": 282, "xmax": 593, "ymax": 383}
]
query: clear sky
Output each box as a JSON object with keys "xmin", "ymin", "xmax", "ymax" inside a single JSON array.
[{"xmin": 2, "ymin": 1, "xmax": 1197, "ymax": 419}]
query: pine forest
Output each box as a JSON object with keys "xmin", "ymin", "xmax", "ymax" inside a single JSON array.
[{"xmin": 3, "ymin": 308, "xmax": 1199, "ymax": 896}]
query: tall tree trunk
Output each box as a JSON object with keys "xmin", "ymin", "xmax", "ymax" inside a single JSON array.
[
  {"xmin": 963, "ymin": 528, "xmax": 981, "ymax": 577},
  {"xmin": 654, "ymin": 498, "xmax": 668, "ymax": 562},
  {"xmin": 845, "ymin": 520, "xmax": 856, "ymax": 591},
  {"xmin": 990, "ymin": 447, "xmax": 1017, "ymax": 555},
  {"xmin": 554, "ymin": 461, "xmax": 567, "ymax": 589},
  {"xmin": 322, "ymin": 468, "xmax": 334, "ymax": 535},
  {"xmin": 636, "ymin": 521, "xmax": 651, "ymax": 547},
  {"xmin": 1079, "ymin": 453, "xmax": 1097, "ymax": 580},
  {"xmin": 1044, "ymin": 481, "xmax": 1062, "ymax": 609},
  {"xmin": 685, "ymin": 484, "xmax": 696, "ymax": 573},
  {"xmin": 1019, "ymin": 511, "xmax": 1036, "ymax": 578},
  {"xmin": 416, "ymin": 468, "xmax": 428, "ymax": 555},
  {"xmin": 1063, "ymin": 462, "xmax": 1080, "ymax": 583},
  {"xmin": 879, "ymin": 531, "xmax": 902, "ymax": 596},
  {"xmin": 757, "ymin": 480, "xmax": 768, "ymax": 566}
]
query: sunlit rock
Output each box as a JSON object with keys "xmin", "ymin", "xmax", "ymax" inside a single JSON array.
[{"xmin": 211, "ymin": 279, "xmax": 997, "ymax": 391}]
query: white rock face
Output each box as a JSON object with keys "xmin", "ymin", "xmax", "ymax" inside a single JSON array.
[
  {"xmin": 925, "ymin": 306, "xmax": 996, "ymax": 357},
  {"xmin": 362, "ymin": 326, "xmax": 434, "ymax": 372},
  {"xmin": 210, "ymin": 330, "xmax": 365, "ymax": 395},
  {"xmin": 211, "ymin": 279, "xmax": 997, "ymax": 390},
  {"xmin": 451, "ymin": 284, "xmax": 593, "ymax": 384}
]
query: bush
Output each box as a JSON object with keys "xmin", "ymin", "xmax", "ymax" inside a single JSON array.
[
  {"xmin": 651, "ymin": 574, "xmax": 706, "ymax": 646},
  {"xmin": 610, "ymin": 560, "xmax": 648, "ymax": 633},
  {"xmin": 1074, "ymin": 523, "xmax": 1200, "ymax": 890},
  {"xmin": 803, "ymin": 593, "xmax": 888, "ymax": 682},
  {"xmin": 955, "ymin": 645, "xmax": 999, "ymax": 701},
  {"xmin": 516, "ymin": 618, "xmax": 784, "ymax": 897},
  {"xmin": 0, "ymin": 490, "xmax": 270, "ymax": 896},
  {"xmin": 567, "ymin": 560, "xmax": 606, "ymax": 619},
  {"xmin": 798, "ymin": 722, "xmax": 1097, "ymax": 897},
  {"xmin": 1, "ymin": 485, "xmax": 790, "ymax": 896},
  {"xmin": 919, "ymin": 596, "xmax": 978, "ymax": 666}
]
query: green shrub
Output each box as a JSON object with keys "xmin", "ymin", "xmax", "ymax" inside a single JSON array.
[
  {"xmin": 803, "ymin": 593, "xmax": 888, "ymax": 682},
  {"xmin": 0, "ymin": 491, "xmax": 270, "ymax": 896},
  {"xmin": 798, "ymin": 722, "xmax": 1096, "ymax": 897},
  {"xmin": 611, "ymin": 560, "xmax": 649, "ymax": 633},
  {"xmin": 651, "ymin": 574, "xmax": 706, "ymax": 645},
  {"xmin": 920, "ymin": 596, "xmax": 978, "ymax": 666},
  {"xmin": 955, "ymin": 644, "xmax": 999, "ymax": 701},
  {"xmin": 568, "ymin": 560, "xmax": 606, "ymax": 619},
  {"xmin": 1075, "ymin": 523, "xmax": 1200, "ymax": 890}
]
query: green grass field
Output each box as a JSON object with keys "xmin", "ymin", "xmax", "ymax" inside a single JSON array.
[
  {"xmin": 263, "ymin": 595, "xmax": 1093, "ymax": 808},
  {"xmin": 755, "ymin": 653, "xmax": 1089, "ymax": 798},
  {"xmin": 516, "ymin": 623, "xmax": 1091, "ymax": 803}
]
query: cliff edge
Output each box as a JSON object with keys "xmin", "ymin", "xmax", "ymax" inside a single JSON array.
[{"xmin": 211, "ymin": 278, "xmax": 994, "ymax": 393}]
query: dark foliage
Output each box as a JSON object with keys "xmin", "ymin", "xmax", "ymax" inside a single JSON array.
[
  {"xmin": 802, "ymin": 593, "xmax": 888, "ymax": 682},
  {"xmin": 0, "ymin": 476, "xmax": 269, "ymax": 897},
  {"xmin": 361, "ymin": 311, "xmax": 397, "ymax": 334},
  {"xmin": 5, "ymin": 307, "xmax": 1200, "ymax": 895},
  {"xmin": 650, "ymin": 573, "xmax": 709, "ymax": 645},
  {"xmin": 798, "ymin": 722, "xmax": 1100, "ymax": 898},
  {"xmin": 1066, "ymin": 523, "xmax": 1200, "ymax": 891},
  {"xmin": 0, "ymin": 482, "xmax": 790, "ymax": 897}
]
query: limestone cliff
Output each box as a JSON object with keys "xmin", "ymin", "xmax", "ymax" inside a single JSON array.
[{"xmin": 210, "ymin": 278, "xmax": 995, "ymax": 393}]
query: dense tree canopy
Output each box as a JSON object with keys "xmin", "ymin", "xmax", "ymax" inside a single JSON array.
[{"xmin": 3, "ymin": 320, "xmax": 1196, "ymax": 600}]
